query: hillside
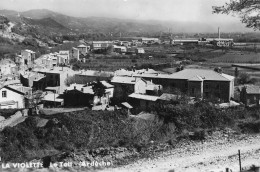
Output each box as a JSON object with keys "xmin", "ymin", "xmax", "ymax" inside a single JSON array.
[
  {"xmin": 0, "ymin": 9, "xmax": 253, "ymax": 34},
  {"xmin": 21, "ymin": 17, "xmax": 69, "ymax": 33}
]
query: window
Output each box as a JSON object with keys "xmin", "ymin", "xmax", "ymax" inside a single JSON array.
[
  {"xmin": 216, "ymin": 84, "xmax": 220, "ymax": 89},
  {"xmin": 205, "ymin": 84, "xmax": 209, "ymax": 90},
  {"xmin": 2, "ymin": 91, "xmax": 7, "ymax": 97}
]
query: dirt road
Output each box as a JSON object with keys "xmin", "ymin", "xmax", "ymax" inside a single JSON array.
[{"xmin": 103, "ymin": 133, "xmax": 260, "ymax": 172}]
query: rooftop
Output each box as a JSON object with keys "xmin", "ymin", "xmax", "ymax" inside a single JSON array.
[
  {"xmin": 43, "ymin": 93, "xmax": 63, "ymax": 102},
  {"xmin": 77, "ymin": 44, "xmax": 88, "ymax": 48},
  {"xmin": 33, "ymin": 66, "xmax": 76, "ymax": 74},
  {"xmin": 237, "ymin": 85, "xmax": 260, "ymax": 94},
  {"xmin": 129, "ymin": 93, "xmax": 159, "ymax": 101},
  {"xmin": 77, "ymin": 70, "xmax": 114, "ymax": 77},
  {"xmin": 169, "ymin": 69, "xmax": 234, "ymax": 81},
  {"xmin": 23, "ymin": 49, "xmax": 35, "ymax": 54},
  {"xmin": 111, "ymin": 76, "xmax": 139, "ymax": 84}
]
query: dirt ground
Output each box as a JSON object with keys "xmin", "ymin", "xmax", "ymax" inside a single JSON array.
[{"xmin": 101, "ymin": 133, "xmax": 260, "ymax": 172}]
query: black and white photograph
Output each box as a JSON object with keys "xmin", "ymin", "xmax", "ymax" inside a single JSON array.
[{"xmin": 0, "ymin": 0, "xmax": 260, "ymax": 171}]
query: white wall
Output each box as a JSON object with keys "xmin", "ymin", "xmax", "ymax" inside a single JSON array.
[
  {"xmin": 0, "ymin": 87, "xmax": 25, "ymax": 109},
  {"xmin": 135, "ymin": 80, "xmax": 146, "ymax": 94},
  {"xmin": 105, "ymin": 88, "xmax": 114, "ymax": 98}
]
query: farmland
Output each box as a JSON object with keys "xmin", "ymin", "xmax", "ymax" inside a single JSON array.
[
  {"xmin": 77, "ymin": 55, "xmax": 176, "ymax": 71},
  {"xmin": 209, "ymin": 52, "xmax": 260, "ymax": 63}
]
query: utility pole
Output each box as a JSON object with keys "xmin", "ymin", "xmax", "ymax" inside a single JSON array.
[{"xmin": 238, "ymin": 150, "xmax": 242, "ymax": 172}]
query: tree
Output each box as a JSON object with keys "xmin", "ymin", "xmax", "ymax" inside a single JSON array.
[
  {"xmin": 214, "ymin": 67, "xmax": 222, "ymax": 73},
  {"xmin": 213, "ymin": 0, "xmax": 260, "ymax": 30},
  {"xmin": 176, "ymin": 65, "xmax": 184, "ymax": 72},
  {"xmin": 237, "ymin": 72, "xmax": 256, "ymax": 84},
  {"xmin": 235, "ymin": 67, "xmax": 239, "ymax": 78},
  {"xmin": 92, "ymin": 81, "xmax": 106, "ymax": 98}
]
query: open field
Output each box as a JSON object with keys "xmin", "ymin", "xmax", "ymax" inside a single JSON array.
[
  {"xmin": 209, "ymin": 53, "xmax": 260, "ymax": 63},
  {"xmin": 79, "ymin": 56, "xmax": 175, "ymax": 71}
]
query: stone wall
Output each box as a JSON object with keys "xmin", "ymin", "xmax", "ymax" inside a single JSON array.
[{"xmin": 0, "ymin": 109, "xmax": 28, "ymax": 130}]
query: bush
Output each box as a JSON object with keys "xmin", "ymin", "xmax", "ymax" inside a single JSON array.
[{"xmin": 238, "ymin": 119, "xmax": 260, "ymax": 133}]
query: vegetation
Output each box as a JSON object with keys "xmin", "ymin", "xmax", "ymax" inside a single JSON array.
[
  {"xmin": 213, "ymin": 0, "xmax": 260, "ymax": 30},
  {"xmin": 1, "ymin": 98, "xmax": 260, "ymax": 163},
  {"xmin": 237, "ymin": 72, "xmax": 257, "ymax": 85}
]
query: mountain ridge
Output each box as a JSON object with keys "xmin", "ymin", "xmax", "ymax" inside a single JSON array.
[{"xmin": 0, "ymin": 8, "xmax": 253, "ymax": 34}]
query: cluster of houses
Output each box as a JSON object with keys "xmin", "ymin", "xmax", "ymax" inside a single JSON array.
[{"xmin": 0, "ymin": 47, "xmax": 259, "ymax": 112}]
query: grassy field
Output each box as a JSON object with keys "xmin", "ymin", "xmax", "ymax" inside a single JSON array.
[
  {"xmin": 209, "ymin": 52, "xmax": 260, "ymax": 63},
  {"xmin": 78, "ymin": 56, "xmax": 175, "ymax": 71}
]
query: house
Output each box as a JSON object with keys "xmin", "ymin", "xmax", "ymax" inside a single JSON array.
[
  {"xmin": 128, "ymin": 78, "xmax": 162, "ymax": 111},
  {"xmin": 140, "ymin": 38, "xmax": 160, "ymax": 44},
  {"xmin": 38, "ymin": 52, "xmax": 69, "ymax": 68},
  {"xmin": 59, "ymin": 51, "xmax": 70, "ymax": 64},
  {"xmin": 0, "ymin": 85, "xmax": 32, "ymax": 109},
  {"xmin": 113, "ymin": 45, "xmax": 127, "ymax": 53},
  {"xmin": 16, "ymin": 49, "xmax": 35, "ymax": 69},
  {"xmin": 33, "ymin": 67, "xmax": 78, "ymax": 94},
  {"xmin": 77, "ymin": 44, "xmax": 89, "ymax": 55},
  {"xmin": 91, "ymin": 41, "xmax": 113, "ymax": 50},
  {"xmin": 135, "ymin": 48, "xmax": 145, "ymax": 54},
  {"xmin": 119, "ymin": 41, "xmax": 131, "ymax": 47},
  {"xmin": 42, "ymin": 92, "xmax": 63, "ymax": 107},
  {"xmin": 211, "ymin": 38, "xmax": 233, "ymax": 47},
  {"xmin": 63, "ymin": 81, "xmax": 114, "ymax": 107},
  {"xmin": 20, "ymin": 71, "xmax": 46, "ymax": 90},
  {"xmin": 0, "ymin": 59, "xmax": 17, "ymax": 77},
  {"xmin": 128, "ymin": 93, "xmax": 159, "ymax": 111},
  {"xmin": 133, "ymin": 69, "xmax": 235, "ymax": 102},
  {"xmin": 71, "ymin": 47, "xmax": 79, "ymax": 60},
  {"xmin": 42, "ymin": 53, "xmax": 59, "ymax": 68},
  {"xmin": 237, "ymin": 85, "xmax": 260, "ymax": 106},
  {"xmin": 111, "ymin": 76, "xmax": 138, "ymax": 102}
]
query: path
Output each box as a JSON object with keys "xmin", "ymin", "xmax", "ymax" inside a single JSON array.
[{"xmin": 102, "ymin": 134, "xmax": 260, "ymax": 172}]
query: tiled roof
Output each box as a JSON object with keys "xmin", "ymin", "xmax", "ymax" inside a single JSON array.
[
  {"xmin": 169, "ymin": 69, "xmax": 234, "ymax": 81},
  {"xmin": 245, "ymin": 85, "xmax": 260, "ymax": 94},
  {"xmin": 188, "ymin": 75, "xmax": 203, "ymax": 81}
]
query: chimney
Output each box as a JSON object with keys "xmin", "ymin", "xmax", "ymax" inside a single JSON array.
[{"xmin": 218, "ymin": 27, "xmax": 220, "ymax": 39}]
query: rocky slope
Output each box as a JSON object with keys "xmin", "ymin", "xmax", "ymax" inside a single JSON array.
[{"xmin": 2, "ymin": 129, "xmax": 260, "ymax": 172}]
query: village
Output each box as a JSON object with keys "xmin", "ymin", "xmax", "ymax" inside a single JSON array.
[
  {"xmin": 0, "ymin": 35, "xmax": 245, "ymax": 116},
  {"xmin": 2, "ymin": 0, "xmax": 260, "ymax": 170}
]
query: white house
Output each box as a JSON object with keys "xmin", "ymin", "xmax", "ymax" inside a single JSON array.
[
  {"xmin": 0, "ymin": 86, "xmax": 26, "ymax": 109},
  {"xmin": 135, "ymin": 48, "xmax": 145, "ymax": 54},
  {"xmin": 0, "ymin": 59, "xmax": 17, "ymax": 76},
  {"xmin": 77, "ymin": 44, "xmax": 89, "ymax": 55},
  {"xmin": 71, "ymin": 47, "xmax": 80, "ymax": 60},
  {"xmin": 17, "ymin": 49, "xmax": 35, "ymax": 68},
  {"xmin": 134, "ymin": 79, "xmax": 162, "ymax": 95}
]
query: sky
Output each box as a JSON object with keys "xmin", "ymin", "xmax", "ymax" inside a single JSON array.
[{"xmin": 0, "ymin": 0, "xmax": 253, "ymax": 32}]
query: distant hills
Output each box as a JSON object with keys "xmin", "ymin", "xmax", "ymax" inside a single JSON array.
[
  {"xmin": 0, "ymin": 9, "xmax": 167, "ymax": 34},
  {"xmin": 0, "ymin": 9, "xmax": 253, "ymax": 36}
]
